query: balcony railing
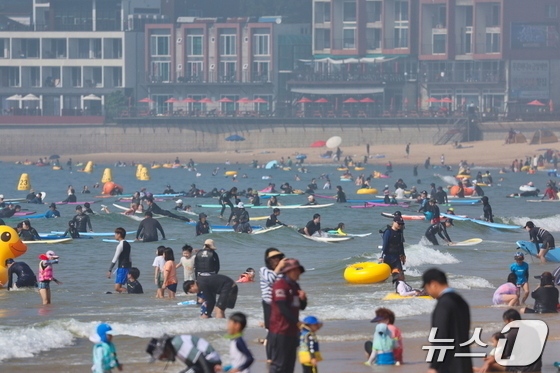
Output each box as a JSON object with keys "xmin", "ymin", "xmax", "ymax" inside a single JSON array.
[
  {"xmin": 289, "ymin": 71, "xmax": 405, "ymax": 83},
  {"xmin": 421, "ymin": 70, "xmax": 504, "ymax": 84},
  {"xmin": 148, "ymin": 71, "xmax": 271, "ymax": 84}
]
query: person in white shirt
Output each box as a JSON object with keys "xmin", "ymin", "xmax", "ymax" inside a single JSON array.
[
  {"xmin": 152, "ymin": 246, "xmax": 166, "ymax": 298},
  {"xmin": 176, "ymin": 244, "xmax": 195, "ymax": 282},
  {"xmin": 392, "ymin": 270, "xmax": 425, "ymax": 297}
]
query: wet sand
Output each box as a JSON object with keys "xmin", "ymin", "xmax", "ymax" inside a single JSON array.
[{"xmin": 3, "ymin": 140, "xmax": 553, "ymax": 168}]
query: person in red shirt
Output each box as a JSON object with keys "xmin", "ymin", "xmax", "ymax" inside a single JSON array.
[
  {"xmin": 268, "ymin": 259, "xmax": 307, "ymax": 373},
  {"xmin": 543, "ymin": 186, "xmax": 558, "ymax": 200}
]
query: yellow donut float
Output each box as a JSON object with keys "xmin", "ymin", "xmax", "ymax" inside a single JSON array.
[
  {"xmin": 456, "ymin": 174, "xmax": 471, "ymax": 179},
  {"xmin": 344, "ymin": 262, "xmax": 391, "ymax": 284},
  {"xmin": 282, "ymin": 167, "xmax": 292, "ymax": 171},
  {"xmin": 356, "ymin": 188, "xmax": 378, "ymax": 194},
  {"xmin": 151, "ymin": 165, "xmax": 162, "ymax": 169},
  {"xmin": 225, "ymin": 171, "xmax": 238, "ymax": 176},
  {"xmin": 337, "ymin": 168, "xmax": 348, "ymax": 171},
  {"xmin": 162, "ymin": 164, "xmax": 173, "ymax": 168},
  {"xmin": 52, "ymin": 166, "xmax": 62, "ymax": 170},
  {"xmin": 354, "ymin": 167, "xmax": 365, "ymax": 171},
  {"xmin": 521, "ymin": 165, "xmax": 530, "ymax": 172}
]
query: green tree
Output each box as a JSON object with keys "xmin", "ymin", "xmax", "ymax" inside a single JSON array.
[{"xmin": 104, "ymin": 90, "xmax": 127, "ymax": 120}]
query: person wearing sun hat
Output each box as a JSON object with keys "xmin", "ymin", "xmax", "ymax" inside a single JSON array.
[
  {"xmin": 269, "ymin": 258, "xmax": 307, "ymax": 373},
  {"xmin": 90, "ymin": 323, "xmax": 122, "ymax": 373},
  {"xmin": 38, "ymin": 250, "xmax": 62, "ymax": 304},
  {"xmin": 194, "ymin": 239, "xmax": 220, "ymax": 277}
]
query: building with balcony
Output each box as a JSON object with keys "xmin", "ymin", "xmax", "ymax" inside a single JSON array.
[
  {"xmin": 143, "ymin": 17, "xmax": 311, "ymax": 116},
  {"xmin": 0, "ymin": 0, "xmax": 154, "ymax": 117}
]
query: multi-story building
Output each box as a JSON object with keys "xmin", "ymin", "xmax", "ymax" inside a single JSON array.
[
  {"xmin": 143, "ymin": 16, "xmax": 311, "ymax": 115},
  {"xmin": 0, "ymin": 0, "xmax": 155, "ymax": 117}
]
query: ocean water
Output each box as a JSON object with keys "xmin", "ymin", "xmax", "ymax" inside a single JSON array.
[{"xmin": 1, "ymin": 160, "xmax": 560, "ymax": 371}]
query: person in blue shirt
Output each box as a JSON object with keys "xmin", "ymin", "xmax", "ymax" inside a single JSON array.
[
  {"xmin": 510, "ymin": 251, "xmax": 530, "ymax": 304},
  {"xmin": 45, "ymin": 203, "xmax": 60, "ymax": 219}
]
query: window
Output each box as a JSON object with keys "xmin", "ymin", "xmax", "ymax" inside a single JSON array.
[
  {"xmin": 343, "ymin": 1, "xmax": 357, "ymax": 22},
  {"xmin": 220, "ymin": 94, "xmax": 238, "ymax": 113},
  {"xmin": 220, "ymin": 33, "xmax": 236, "ymax": 56},
  {"xmin": 343, "ymin": 28, "xmax": 355, "ymax": 49},
  {"xmin": 486, "ymin": 32, "xmax": 500, "ymax": 53},
  {"xmin": 112, "ymin": 67, "xmax": 122, "ymax": 87},
  {"xmin": 465, "ymin": 6, "xmax": 473, "ymax": 26},
  {"xmin": 71, "ymin": 66, "xmax": 81, "ymax": 87},
  {"xmin": 0, "ymin": 39, "xmax": 8, "ymax": 58},
  {"xmin": 315, "ymin": 29, "xmax": 330, "ymax": 49},
  {"xmin": 366, "ymin": 28, "xmax": 381, "ymax": 49},
  {"xmin": 253, "ymin": 34, "xmax": 269, "ymax": 55},
  {"xmin": 151, "ymin": 61, "xmax": 170, "ymax": 82},
  {"xmin": 464, "ymin": 33, "xmax": 472, "ymax": 54},
  {"xmin": 150, "ymin": 35, "xmax": 170, "ymax": 56},
  {"xmin": 21, "ymin": 39, "xmax": 40, "ymax": 58},
  {"xmin": 546, "ymin": 4, "xmax": 558, "ymax": 18},
  {"xmin": 92, "ymin": 67, "xmax": 102, "ymax": 87},
  {"xmin": 187, "ymin": 35, "xmax": 203, "ymax": 56},
  {"xmin": 8, "ymin": 67, "xmax": 19, "ymax": 87},
  {"xmin": 252, "ymin": 61, "xmax": 269, "ymax": 82},
  {"xmin": 186, "ymin": 62, "xmax": 203, "ymax": 82},
  {"xmin": 395, "ymin": 1, "xmax": 409, "ymax": 22},
  {"xmin": 315, "ymin": 2, "xmax": 331, "ymax": 23},
  {"xmin": 433, "ymin": 34, "xmax": 446, "ymax": 54},
  {"xmin": 433, "ymin": 6, "xmax": 446, "ymax": 28},
  {"xmin": 366, "ymin": 1, "xmax": 382, "ymax": 23},
  {"xmin": 219, "ymin": 61, "xmax": 236, "ymax": 82},
  {"xmin": 30, "ymin": 67, "xmax": 40, "ymax": 87},
  {"xmin": 394, "ymin": 27, "xmax": 408, "ymax": 48},
  {"xmin": 490, "ymin": 5, "xmax": 500, "ymax": 26}
]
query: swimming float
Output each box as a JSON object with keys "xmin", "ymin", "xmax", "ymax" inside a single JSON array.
[
  {"xmin": 282, "ymin": 167, "xmax": 292, "ymax": 171},
  {"xmin": 519, "ymin": 185, "xmax": 537, "ymax": 192},
  {"xmin": 224, "ymin": 171, "xmax": 238, "ymax": 176},
  {"xmin": 455, "ymin": 174, "xmax": 471, "ymax": 179},
  {"xmin": 383, "ymin": 292, "xmax": 433, "ymax": 300},
  {"xmin": 52, "ymin": 166, "xmax": 62, "ymax": 170},
  {"xmin": 356, "ymin": 188, "xmax": 378, "ymax": 194},
  {"xmin": 449, "ymin": 185, "xmax": 474, "ymax": 196},
  {"xmin": 521, "ymin": 165, "xmax": 530, "ymax": 172},
  {"xmin": 373, "ymin": 171, "xmax": 389, "ymax": 178},
  {"xmin": 337, "ymin": 168, "xmax": 348, "ymax": 171},
  {"xmin": 344, "ymin": 262, "xmax": 391, "ymax": 284},
  {"xmin": 151, "ymin": 165, "xmax": 162, "ymax": 169},
  {"xmin": 0, "ymin": 226, "xmax": 27, "ymax": 285},
  {"xmin": 354, "ymin": 167, "xmax": 365, "ymax": 171}
]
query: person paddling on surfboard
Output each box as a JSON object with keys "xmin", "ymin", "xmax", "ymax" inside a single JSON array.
[{"xmin": 524, "ymin": 221, "xmax": 555, "ymax": 264}]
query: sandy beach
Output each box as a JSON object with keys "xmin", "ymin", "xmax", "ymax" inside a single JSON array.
[{"xmin": 3, "ymin": 139, "xmax": 554, "ymax": 168}]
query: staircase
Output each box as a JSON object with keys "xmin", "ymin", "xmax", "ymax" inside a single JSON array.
[{"xmin": 434, "ymin": 118, "xmax": 470, "ymax": 145}]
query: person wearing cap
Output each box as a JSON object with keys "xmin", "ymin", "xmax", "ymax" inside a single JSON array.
[
  {"xmin": 163, "ymin": 184, "xmax": 176, "ymax": 195},
  {"xmin": 445, "ymin": 207, "xmax": 455, "ymax": 215},
  {"xmin": 510, "ymin": 251, "xmax": 530, "ymax": 304},
  {"xmin": 196, "ymin": 213, "xmax": 210, "ymax": 236},
  {"xmin": 38, "ymin": 250, "xmax": 62, "ymax": 304},
  {"xmin": 392, "ymin": 270, "xmax": 424, "ymax": 297},
  {"xmin": 524, "ymin": 220, "xmax": 555, "ymax": 264},
  {"xmin": 45, "ymin": 203, "xmax": 60, "ymax": 219},
  {"xmin": 184, "ymin": 274, "xmax": 238, "ymax": 318},
  {"xmin": 303, "ymin": 195, "xmax": 319, "ymax": 206},
  {"xmin": 62, "ymin": 188, "xmax": 77, "ymax": 203},
  {"xmin": 232, "ymin": 202, "xmax": 252, "ymax": 234},
  {"xmin": 146, "ymin": 334, "xmax": 222, "ymax": 372},
  {"xmin": 4, "ymin": 258, "xmax": 36, "ymax": 290},
  {"xmin": 187, "ymin": 184, "xmax": 199, "ymax": 197},
  {"xmin": 380, "ymin": 217, "xmax": 406, "ymax": 272},
  {"xmin": 481, "ymin": 196, "xmax": 493, "ymax": 223},
  {"xmin": 427, "ymin": 198, "xmax": 441, "ymax": 224},
  {"xmin": 195, "ymin": 239, "xmax": 220, "ymax": 277},
  {"xmin": 90, "ymin": 323, "xmax": 122, "ymax": 373},
  {"xmin": 269, "ymin": 258, "xmax": 307, "ymax": 373},
  {"xmin": 424, "ymin": 220, "xmax": 454, "ymax": 246},
  {"xmin": 422, "ymin": 268, "xmax": 473, "ymax": 373},
  {"xmin": 73, "ymin": 205, "xmax": 93, "ymax": 232},
  {"xmin": 259, "ymin": 248, "xmax": 287, "ymax": 362},
  {"xmin": 299, "ymin": 315, "xmax": 323, "ymax": 372},
  {"xmin": 135, "ymin": 211, "xmax": 165, "ymax": 242},
  {"xmin": 521, "ymin": 271, "xmax": 559, "ymax": 314},
  {"xmin": 145, "ymin": 198, "xmax": 191, "ymax": 222},
  {"xmin": 367, "ymin": 308, "xmax": 403, "ymax": 365},
  {"xmin": 173, "ymin": 199, "xmax": 184, "ymax": 211},
  {"xmin": 417, "ymin": 190, "xmax": 429, "ymax": 214},
  {"xmin": 107, "ymin": 227, "xmax": 132, "ymax": 294},
  {"xmin": 299, "ymin": 214, "xmax": 321, "ymax": 237}
]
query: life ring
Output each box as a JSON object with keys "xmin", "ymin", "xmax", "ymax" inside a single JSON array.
[
  {"xmin": 151, "ymin": 165, "xmax": 162, "ymax": 169},
  {"xmin": 456, "ymin": 174, "xmax": 471, "ymax": 179},
  {"xmin": 373, "ymin": 172, "xmax": 389, "ymax": 178},
  {"xmin": 520, "ymin": 165, "xmax": 530, "ymax": 172},
  {"xmin": 337, "ymin": 168, "xmax": 348, "ymax": 171},
  {"xmin": 519, "ymin": 185, "xmax": 537, "ymax": 192},
  {"xmin": 354, "ymin": 167, "xmax": 365, "ymax": 171},
  {"xmin": 357, "ymin": 188, "xmax": 378, "ymax": 194},
  {"xmin": 449, "ymin": 185, "xmax": 474, "ymax": 196},
  {"xmin": 225, "ymin": 171, "xmax": 238, "ymax": 176},
  {"xmin": 344, "ymin": 262, "xmax": 391, "ymax": 284},
  {"xmin": 52, "ymin": 166, "xmax": 62, "ymax": 170},
  {"xmin": 102, "ymin": 182, "xmax": 124, "ymax": 195},
  {"xmin": 282, "ymin": 167, "xmax": 292, "ymax": 171}
]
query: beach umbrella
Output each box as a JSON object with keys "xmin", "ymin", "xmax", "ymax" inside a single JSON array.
[
  {"xmin": 181, "ymin": 98, "xmax": 198, "ymax": 103},
  {"xmin": 225, "ymin": 135, "xmax": 245, "ymax": 141},
  {"xmin": 527, "ymin": 100, "xmax": 545, "ymax": 106},
  {"xmin": 426, "ymin": 97, "xmax": 441, "ymax": 103},
  {"xmin": 83, "ymin": 94, "xmax": 101, "ymax": 101},
  {"xmin": 252, "ymin": 98, "xmax": 268, "ymax": 104},
  {"xmin": 138, "ymin": 98, "xmax": 154, "ymax": 103},
  {"xmin": 198, "ymin": 98, "xmax": 214, "ymax": 104},
  {"xmin": 315, "ymin": 98, "xmax": 329, "ymax": 103},
  {"xmin": 360, "ymin": 98, "xmax": 375, "ymax": 103},
  {"xmin": 310, "ymin": 140, "xmax": 327, "ymax": 147},
  {"xmin": 6, "ymin": 94, "xmax": 22, "ymax": 101},
  {"xmin": 343, "ymin": 98, "xmax": 359, "ymax": 103},
  {"xmin": 326, "ymin": 136, "xmax": 342, "ymax": 149},
  {"xmin": 297, "ymin": 97, "xmax": 313, "ymax": 103},
  {"xmin": 236, "ymin": 97, "xmax": 251, "ymax": 103},
  {"xmin": 440, "ymin": 98, "xmax": 453, "ymax": 103},
  {"xmin": 49, "ymin": 155, "xmax": 60, "ymax": 160},
  {"xmin": 217, "ymin": 98, "xmax": 234, "ymax": 103},
  {"xmin": 164, "ymin": 98, "xmax": 180, "ymax": 103},
  {"xmin": 22, "ymin": 94, "xmax": 40, "ymax": 101}
]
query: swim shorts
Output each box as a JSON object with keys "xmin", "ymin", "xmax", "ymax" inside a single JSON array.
[
  {"xmin": 115, "ymin": 268, "xmax": 130, "ymax": 284},
  {"xmin": 166, "ymin": 283, "xmax": 178, "ymax": 293},
  {"xmin": 38, "ymin": 280, "xmax": 50, "ymax": 289},
  {"xmin": 216, "ymin": 283, "xmax": 238, "ymax": 310},
  {"xmin": 157, "ymin": 271, "xmax": 164, "ymax": 288}
]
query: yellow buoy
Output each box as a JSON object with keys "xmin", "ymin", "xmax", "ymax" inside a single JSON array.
[
  {"xmin": 101, "ymin": 168, "xmax": 113, "ymax": 183},
  {"xmin": 17, "ymin": 173, "xmax": 31, "ymax": 191},
  {"xmin": 136, "ymin": 164, "xmax": 143, "ymax": 179},
  {"xmin": 139, "ymin": 166, "xmax": 151, "ymax": 181},
  {"xmin": 224, "ymin": 171, "xmax": 238, "ymax": 176},
  {"xmin": 79, "ymin": 161, "xmax": 94, "ymax": 173}
]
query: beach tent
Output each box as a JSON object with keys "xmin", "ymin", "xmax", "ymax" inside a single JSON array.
[
  {"xmin": 511, "ymin": 132, "xmax": 527, "ymax": 144},
  {"xmin": 529, "ymin": 129, "xmax": 558, "ymax": 145}
]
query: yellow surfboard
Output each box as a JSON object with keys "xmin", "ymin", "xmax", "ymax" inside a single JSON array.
[{"xmin": 383, "ymin": 292, "xmax": 433, "ymax": 300}]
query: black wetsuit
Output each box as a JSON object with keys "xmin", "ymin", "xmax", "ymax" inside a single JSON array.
[
  {"xmin": 428, "ymin": 204, "xmax": 441, "ymax": 221},
  {"xmin": 63, "ymin": 226, "xmax": 80, "ymax": 238},
  {"xmin": 0, "ymin": 208, "xmax": 16, "ymax": 218},
  {"xmin": 251, "ymin": 195, "xmax": 261, "ymax": 206},
  {"xmin": 196, "ymin": 221, "xmax": 210, "ymax": 236},
  {"xmin": 127, "ymin": 280, "xmax": 144, "ymax": 294},
  {"xmin": 299, "ymin": 220, "xmax": 320, "ymax": 236},
  {"xmin": 25, "ymin": 192, "xmax": 36, "ymax": 201},
  {"xmin": 528, "ymin": 227, "xmax": 555, "ymax": 250},
  {"xmin": 336, "ymin": 190, "xmax": 347, "ymax": 203},
  {"xmin": 7, "ymin": 261, "xmax": 37, "ymax": 290},
  {"xmin": 394, "ymin": 181, "xmax": 407, "ymax": 189},
  {"xmin": 381, "ymin": 228, "xmax": 405, "ymax": 271},
  {"xmin": 482, "ymin": 202, "xmax": 493, "ymax": 222},
  {"xmin": 136, "ymin": 217, "xmax": 165, "ymax": 242},
  {"xmin": 163, "ymin": 188, "xmax": 176, "ymax": 194},
  {"xmin": 63, "ymin": 194, "xmax": 77, "ymax": 203},
  {"xmin": 197, "ymin": 274, "xmax": 238, "ymax": 316},
  {"xmin": 425, "ymin": 222, "xmax": 451, "ymax": 245},
  {"xmin": 266, "ymin": 214, "xmax": 286, "ymax": 228},
  {"xmin": 73, "ymin": 212, "xmax": 92, "ymax": 232},
  {"xmin": 435, "ymin": 190, "xmax": 448, "ymax": 204},
  {"xmin": 194, "ymin": 249, "xmax": 220, "ymax": 276},
  {"xmin": 219, "ymin": 191, "xmax": 235, "ymax": 220},
  {"xmin": 84, "ymin": 207, "xmax": 95, "ymax": 215},
  {"xmin": 233, "ymin": 209, "xmax": 251, "ymax": 233},
  {"xmin": 147, "ymin": 202, "xmax": 190, "ymax": 221},
  {"xmin": 19, "ymin": 229, "xmax": 40, "ymax": 241}
]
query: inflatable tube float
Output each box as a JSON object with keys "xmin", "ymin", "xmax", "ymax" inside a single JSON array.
[
  {"xmin": 383, "ymin": 293, "xmax": 433, "ymax": 300},
  {"xmin": 52, "ymin": 166, "xmax": 62, "ymax": 170},
  {"xmin": 282, "ymin": 167, "xmax": 292, "ymax": 171},
  {"xmin": 224, "ymin": 171, "xmax": 238, "ymax": 176},
  {"xmin": 449, "ymin": 185, "xmax": 474, "ymax": 196},
  {"xmin": 373, "ymin": 172, "xmax": 389, "ymax": 178},
  {"xmin": 354, "ymin": 167, "xmax": 365, "ymax": 171},
  {"xmin": 162, "ymin": 164, "xmax": 173, "ymax": 168},
  {"xmin": 521, "ymin": 165, "xmax": 530, "ymax": 172},
  {"xmin": 151, "ymin": 165, "xmax": 162, "ymax": 169},
  {"xmin": 519, "ymin": 185, "xmax": 537, "ymax": 192},
  {"xmin": 344, "ymin": 262, "xmax": 391, "ymax": 284},
  {"xmin": 102, "ymin": 182, "xmax": 124, "ymax": 195},
  {"xmin": 339, "ymin": 178, "xmax": 352, "ymax": 182},
  {"xmin": 337, "ymin": 168, "xmax": 348, "ymax": 171},
  {"xmin": 455, "ymin": 174, "xmax": 471, "ymax": 179},
  {"xmin": 356, "ymin": 188, "xmax": 378, "ymax": 194}
]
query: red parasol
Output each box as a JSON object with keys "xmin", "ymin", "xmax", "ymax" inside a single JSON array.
[
  {"xmin": 297, "ymin": 97, "xmax": 313, "ymax": 103},
  {"xmin": 360, "ymin": 98, "xmax": 375, "ymax": 103},
  {"xmin": 315, "ymin": 98, "xmax": 329, "ymax": 103},
  {"xmin": 138, "ymin": 98, "xmax": 154, "ymax": 103},
  {"xmin": 343, "ymin": 98, "xmax": 359, "ymax": 103},
  {"xmin": 164, "ymin": 98, "xmax": 180, "ymax": 103},
  {"xmin": 252, "ymin": 98, "xmax": 269, "ymax": 104},
  {"xmin": 181, "ymin": 98, "xmax": 198, "ymax": 103},
  {"xmin": 198, "ymin": 98, "xmax": 214, "ymax": 104},
  {"xmin": 440, "ymin": 98, "xmax": 453, "ymax": 103},
  {"xmin": 310, "ymin": 140, "xmax": 327, "ymax": 147},
  {"xmin": 237, "ymin": 97, "xmax": 252, "ymax": 103},
  {"xmin": 527, "ymin": 100, "xmax": 545, "ymax": 106},
  {"xmin": 426, "ymin": 98, "xmax": 441, "ymax": 103},
  {"xmin": 217, "ymin": 98, "xmax": 234, "ymax": 103}
]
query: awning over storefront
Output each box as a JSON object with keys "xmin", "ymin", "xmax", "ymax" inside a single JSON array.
[
  {"xmin": 290, "ymin": 87, "xmax": 384, "ymax": 95},
  {"xmin": 299, "ymin": 57, "xmax": 399, "ymax": 64}
]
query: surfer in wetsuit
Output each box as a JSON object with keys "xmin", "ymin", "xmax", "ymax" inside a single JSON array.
[
  {"xmin": 163, "ymin": 185, "xmax": 176, "ymax": 194},
  {"xmin": 266, "ymin": 208, "xmax": 289, "ymax": 228},
  {"xmin": 299, "ymin": 213, "xmax": 321, "ymax": 236},
  {"xmin": 73, "ymin": 205, "xmax": 93, "ymax": 232},
  {"xmin": 507, "ymin": 189, "xmax": 540, "ymax": 198},
  {"xmin": 434, "ymin": 186, "xmax": 448, "ymax": 204},
  {"xmin": 424, "ymin": 220, "xmax": 454, "ymax": 245},
  {"xmin": 63, "ymin": 220, "xmax": 80, "ymax": 238},
  {"xmin": 417, "ymin": 191, "xmax": 429, "ymax": 214},
  {"xmin": 427, "ymin": 199, "xmax": 441, "ymax": 224},
  {"xmin": 146, "ymin": 198, "xmax": 191, "ymax": 222},
  {"xmin": 62, "ymin": 189, "xmax": 77, "ymax": 203},
  {"xmin": 219, "ymin": 187, "xmax": 237, "ymax": 221},
  {"xmin": 136, "ymin": 211, "xmax": 166, "ymax": 242},
  {"xmin": 380, "ymin": 217, "xmax": 406, "ymax": 271},
  {"xmin": 4, "ymin": 259, "xmax": 37, "ymax": 290},
  {"xmin": 196, "ymin": 213, "xmax": 210, "ymax": 236},
  {"xmin": 232, "ymin": 202, "xmax": 252, "ymax": 233},
  {"xmin": 336, "ymin": 185, "xmax": 347, "ymax": 203},
  {"xmin": 524, "ymin": 221, "xmax": 555, "ymax": 264},
  {"xmin": 481, "ymin": 196, "xmax": 493, "ymax": 222},
  {"xmin": 303, "ymin": 195, "xmax": 319, "ymax": 206}
]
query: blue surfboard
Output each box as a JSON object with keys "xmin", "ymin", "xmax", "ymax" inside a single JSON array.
[
  {"xmin": 441, "ymin": 213, "xmax": 521, "ymax": 230},
  {"xmin": 516, "ymin": 240, "xmax": 560, "ymax": 262}
]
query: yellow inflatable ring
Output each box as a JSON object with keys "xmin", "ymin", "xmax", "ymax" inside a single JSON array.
[
  {"xmin": 521, "ymin": 165, "xmax": 530, "ymax": 172},
  {"xmin": 456, "ymin": 174, "xmax": 471, "ymax": 179},
  {"xmin": 356, "ymin": 188, "xmax": 378, "ymax": 194},
  {"xmin": 225, "ymin": 171, "xmax": 238, "ymax": 176},
  {"xmin": 162, "ymin": 164, "xmax": 173, "ymax": 168},
  {"xmin": 337, "ymin": 168, "xmax": 348, "ymax": 171},
  {"xmin": 354, "ymin": 167, "xmax": 365, "ymax": 171},
  {"xmin": 344, "ymin": 262, "xmax": 391, "ymax": 284},
  {"xmin": 151, "ymin": 165, "xmax": 162, "ymax": 169},
  {"xmin": 52, "ymin": 166, "xmax": 61, "ymax": 170},
  {"xmin": 283, "ymin": 167, "xmax": 292, "ymax": 171}
]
